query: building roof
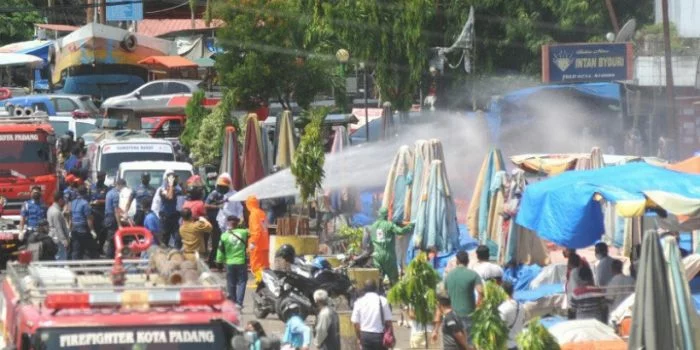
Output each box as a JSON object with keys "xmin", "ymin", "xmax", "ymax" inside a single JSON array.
[
  {"xmin": 634, "ymin": 56, "xmax": 698, "ymax": 87},
  {"xmin": 137, "ymin": 19, "xmax": 224, "ymax": 37},
  {"xmin": 138, "ymin": 55, "xmax": 197, "ymax": 68},
  {"xmin": 35, "ymin": 24, "xmax": 79, "ymax": 32}
]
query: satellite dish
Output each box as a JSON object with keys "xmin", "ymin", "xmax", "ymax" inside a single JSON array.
[{"xmin": 615, "ymin": 19, "xmax": 637, "ymax": 42}]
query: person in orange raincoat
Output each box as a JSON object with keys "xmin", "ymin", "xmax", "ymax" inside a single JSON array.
[{"xmin": 246, "ymin": 195, "xmax": 269, "ymax": 282}]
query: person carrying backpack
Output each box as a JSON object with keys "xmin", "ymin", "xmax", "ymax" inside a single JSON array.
[{"xmin": 216, "ymin": 215, "xmax": 249, "ymax": 308}]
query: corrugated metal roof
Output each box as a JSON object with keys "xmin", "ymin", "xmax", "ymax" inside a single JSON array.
[
  {"xmin": 634, "ymin": 56, "xmax": 698, "ymax": 87},
  {"xmin": 137, "ymin": 19, "xmax": 223, "ymax": 37}
]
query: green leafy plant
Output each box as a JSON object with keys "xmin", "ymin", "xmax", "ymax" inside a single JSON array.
[
  {"xmin": 337, "ymin": 225, "xmax": 364, "ymax": 255},
  {"xmin": 291, "ymin": 107, "xmax": 327, "ymax": 205},
  {"xmin": 191, "ymin": 91, "xmax": 236, "ymax": 166},
  {"xmin": 470, "ymin": 281, "xmax": 508, "ymax": 350},
  {"xmin": 387, "ymin": 252, "xmax": 441, "ymax": 348},
  {"xmin": 181, "ymin": 90, "xmax": 208, "ymax": 150},
  {"xmin": 516, "ymin": 318, "xmax": 560, "ymax": 350}
]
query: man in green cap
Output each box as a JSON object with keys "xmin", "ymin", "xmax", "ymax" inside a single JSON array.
[{"xmin": 366, "ymin": 207, "xmax": 414, "ymax": 284}]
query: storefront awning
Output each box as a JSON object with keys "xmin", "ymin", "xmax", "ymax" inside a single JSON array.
[{"xmin": 138, "ymin": 56, "xmax": 197, "ymax": 69}]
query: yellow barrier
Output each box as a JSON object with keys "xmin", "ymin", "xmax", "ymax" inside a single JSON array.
[
  {"xmin": 338, "ymin": 311, "xmax": 358, "ymax": 350},
  {"xmin": 346, "ymin": 268, "xmax": 380, "ymax": 290}
]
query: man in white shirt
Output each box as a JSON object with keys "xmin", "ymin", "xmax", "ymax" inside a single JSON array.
[
  {"xmin": 606, "ymin": 259, "xmax": 635, "ymax": 311},
  {"xmin": 472, "ymin": 245, "xmax": 503, "ymax": 282},
  {"xmin": 351, "ymin": 280, "xmax": 393, "ymax": 350},
  {"xmin": 594, "ymin": 242, "xmax": 614, "ymax": 286},
  {"xmin": 498, "ymin": 281, "xmax": 525, "ymax": 350}
]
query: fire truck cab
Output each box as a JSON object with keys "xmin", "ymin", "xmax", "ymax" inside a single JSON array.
[
  {"xmin": 0, "ymin": 255, "xmax": 240, "ymax": 349},
  {"xmin": 0, "ymin": 114, "xmax": 57, "ymax": 223}
]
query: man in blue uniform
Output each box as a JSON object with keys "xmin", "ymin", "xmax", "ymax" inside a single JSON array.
[
  {"xmin": 63, "ymin": 174, "xmax": 80, "ymax": 203},
  {"xmin": 70, "ymin": 186, "xmax": 97, "ymax": 260},
  {"xmin": 90, "ymin": 171, "xmax": 110, "ymax": 252},
  {"xmin": 104, "ymin": 179, "xmax": 125, "ymax": 258},
  {"xmin": 19, "ymin": 186, "xmax": 47, "ymax": 240},
  {"xmin": 127, "ymin": 172, "xmax": 155, "ymax": 226},
  {"xmin": 158, "ymin": 171, "xmax": 182, "ymax": 248}
]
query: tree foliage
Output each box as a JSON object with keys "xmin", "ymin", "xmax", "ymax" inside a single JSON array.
[
  {"xmin": 0, "ymin": 0, "xmax": 41, "ymax": 46},
  {"xmin": 470, "ymin": 280, "xmax": 508, "ymax": 350},
  {"xmin": 215, "ymin": 0, "xmax": 337, "ymax": 111},
  {"xmin": 291, "ymin": 107, "xmax": 327, "ymax": 205},
  {"xmin": 441, "ymin": 0, "xmax": 654, "ymax": 74},
  {"xmin": 191, "ymin": 91, "xmax": 236, "ymax": 166},
  {"xmin": 181, "ymin": 90, "xmax": 208, "ymax": 151},
  {"xmin": 387, "ymin": 252, "xmax": 441, "ymax": 330},
  {"xmin": 328, "ymin": 0, "xmax": 435, "ymax": 112},
  {"xmin": 516, "ymin": 318, "xmax": 560, "ymax": 350}
]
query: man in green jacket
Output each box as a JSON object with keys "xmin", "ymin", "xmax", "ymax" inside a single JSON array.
[
  {"xmin": 216, "ymin": 215, "xmax": 249, "ymax": 308},
  {"xmin": 367, "ymin": 207, "xmax": 414, "ymax": 284}
]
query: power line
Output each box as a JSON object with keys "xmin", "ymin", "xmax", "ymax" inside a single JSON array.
[{"xmin": 145, "ymin": 0, "xmax": 188, "ymax": 14}]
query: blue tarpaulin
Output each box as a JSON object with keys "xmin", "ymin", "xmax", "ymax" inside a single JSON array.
[
  {"xmin": 516, "ymin": 162, "xmax": 700, "ymax": 248},
  {"xmin": 485, "ymin": 82, "xmax": 621, "ymax": 143},
  {"xmin": 502, "ymin": 82, "xmax": 621, "ymax": 105}
]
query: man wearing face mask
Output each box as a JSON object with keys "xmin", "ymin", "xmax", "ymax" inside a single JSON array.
[
  {"xmin": 158, "ymin": 170, "xmax": 183, "ymax": 248},
  {"xmin": 19, "ymin": 187, "xmax": 47, "ymax": 241},
  {"xmin": 205, "ymin": 174, "xmax": 242, "ymax": 268},
  {"xmin": 126, "ymin": 172, "xmax": 155, "ymax": 226},
  {"xmin": 89, "ymin": 171, "xmax": 110, "ymax": 252}
]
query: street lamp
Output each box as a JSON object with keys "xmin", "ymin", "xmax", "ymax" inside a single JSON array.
[
  {"xmin": 335, "ymin": 49, "xmax": 350, "ymax": 113},
  {"xmin": 359, "ymin": 61, "xmax": 369, "ymax": 142}
]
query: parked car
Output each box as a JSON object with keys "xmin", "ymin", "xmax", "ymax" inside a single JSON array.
[
  {"xmin": 88, "ymin": 136, "xmax": 175, "ymax": 185},
  {"xmin": 1, "ymin": 94, "xmax": 100, "ymax": 117},
  {"xmin": 49, "ymin": 116, "xmax": 97, "ymax": 140},
  {"xmin": 141, "ymin": 116, "xmax": 185, "ymax": 138},
  {"xmin": 100, "ymin": 79, "xmax": 204, "ymax": 110}
]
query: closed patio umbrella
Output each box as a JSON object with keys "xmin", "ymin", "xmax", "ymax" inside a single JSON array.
[
  {"xmin": 242, "ymin": 113, "xmax": 265, "ymax": 186},
  {"xmin": 629, "ymin": 231, "xmax": 676, "ymax": 349},
  {"xmin": 219, "ymin": 126, "xmax": 243, "ymax": 190},
  {"xmin": 275, "ymin": 110, "xmax": 296, "ymax": 169}
]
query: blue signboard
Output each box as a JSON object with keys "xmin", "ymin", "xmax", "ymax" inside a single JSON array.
[
  {"xmin": 106, "ymin": 0, "xmax": 143, "ymax": 21},
  {"xmin": 542, "ymin": 43, "xmax": 633, "ymax": 83}
]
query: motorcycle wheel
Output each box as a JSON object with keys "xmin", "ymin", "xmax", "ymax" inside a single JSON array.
[{"xmin": 253, "ymin": 299, "xmax": 269, "ymax": 319}]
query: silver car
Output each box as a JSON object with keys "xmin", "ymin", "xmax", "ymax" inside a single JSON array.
[{"xmin": 100, "ymin": 79, "xmax": 203, "ymax": 110}]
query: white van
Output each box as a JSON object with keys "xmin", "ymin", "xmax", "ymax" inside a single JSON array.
[
  {"xmin": 117, "ymin": 161, "xmax": 194, "ymax": 218},
  {"xmin": 91, "ymin": 137, "xmax": 176, "ymax": 185}
]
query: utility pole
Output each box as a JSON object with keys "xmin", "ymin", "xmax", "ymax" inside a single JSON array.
[
  {"xmin": 86, "ymin": 0, "xmax": 93, "ymax": 23},
  {"xmin": 604, "ymin": 0, "xmax": 620, "ymax": 33},
  {"xmin": 661, "ymin": 0, "xmax": 678, "ymax": 159},
  {"xmin": 100, "ymin": 0, "xmax": 107, "ymax": 24}
]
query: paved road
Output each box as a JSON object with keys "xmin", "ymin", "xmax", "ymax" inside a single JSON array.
[{"xmin": 237, "ymin": 284, "xmax": 434, "ymax": 349}]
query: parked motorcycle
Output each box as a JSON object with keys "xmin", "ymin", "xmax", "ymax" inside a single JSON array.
[{"xmin": 253, "ymin": 245, "xmax": 355, "ymax": 320}]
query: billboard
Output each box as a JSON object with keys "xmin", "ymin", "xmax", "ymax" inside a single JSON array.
[
  {"xmin": 106, "ymin": 0, "xmax": 143, "ymax": 21},
  {"xmin": 542, "ymin": 43, "xmax": 633, "ymax": 83}
]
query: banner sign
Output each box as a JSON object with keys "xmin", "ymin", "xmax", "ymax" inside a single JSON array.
[
  {"xmin": 40, "ymin": 324, "xmax": 226, "ymax": 349},
  {"xmin": 0, "ymin": 134, "xmax": 39, "ymax": 141},
  {"xmin": 102, "ymin": 143, "xmax": 173, "ymax": 154},
  {"xmin": 106, "ymin": 0, "xmax": 143, "ymax": 21},
  {"xmin": 542, "ymin": 43, "xmax": 633, "ymax": 83}
]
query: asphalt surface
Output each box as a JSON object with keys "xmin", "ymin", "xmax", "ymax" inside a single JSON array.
[{"xmin": 238, "ymin": 282, "xmax": 434, "ymax": 349}]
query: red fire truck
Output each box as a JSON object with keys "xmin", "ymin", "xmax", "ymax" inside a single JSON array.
[
  {"xmin": 0, "ymin": 114, "xmax": 58, "ymax": 222},
  {"xmin": 0, "ymin": 114, "xmax": 57, "ymax": 269},
  {"xmin": 0, "ymin": 228, "xmax": 240, "ymax": 349}
]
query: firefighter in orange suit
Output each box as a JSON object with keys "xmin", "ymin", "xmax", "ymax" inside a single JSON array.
[{"xmin": 246, "ymin": 195, "xmax": 269, "ymax": 282}]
